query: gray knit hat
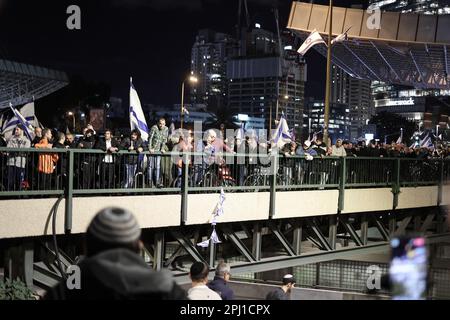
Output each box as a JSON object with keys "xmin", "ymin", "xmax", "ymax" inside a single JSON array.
[{"xmin": 87, "ymin": 207, "xmax": 141, "ymax": 244}]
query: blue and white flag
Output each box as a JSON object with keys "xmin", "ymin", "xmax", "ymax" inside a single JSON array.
[
  {"xmin": 420, "ymin": 133, "xmax": 433, "ymax": 148},
  {"xmin": 210, "ymin": 228, "xmax": 221, "ymax": 244},
  {"xmin": 2, "ymin": 102, "xmax": 37, "ymax": 140},
  {"xmin": 211, "ymin": 188, "xmax": 226, "ymax": 226},
  {"xmin": 297, "ymin": 30, "xmax": 326, "ymax": 56},
  {"xmin": 271, "ymin": 115, "xmax": 292, "ymax": 148},
  {"xmin": 198, "ymin": 188, "xmax": 226, "ymax": 248},
  {"xmin": 8, "ymin": 103, "xmax": 34, "ymax": 141},
  {"xmin": 129, "ymin": 77, "xmax": 149, "ymax": 141}
]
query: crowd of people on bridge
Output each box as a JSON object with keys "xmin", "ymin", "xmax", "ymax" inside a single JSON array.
[{"xmin": 1, "ymin": 118, "xmax": 449, "ymax": 192}]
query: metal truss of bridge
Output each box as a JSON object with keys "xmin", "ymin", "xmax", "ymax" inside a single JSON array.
[
  {"xmin": 0, "ymin": 59, "xmax": 69, "ymax": 109},
  {"xmin": 287, "ymin": 2, "xmax": 450, "ymax": 89},
  {"xmin": 1, "ymin": 149, "xmax": 449, "ymax": 290}
]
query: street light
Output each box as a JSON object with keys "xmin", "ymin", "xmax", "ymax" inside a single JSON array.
[
  {"xmin": 67, "ymin": 111, "xmax": 75, "ymax": 132},
  {"xmin": 180, "ymin": 74, "xmax": 198, "ymax": 130}
]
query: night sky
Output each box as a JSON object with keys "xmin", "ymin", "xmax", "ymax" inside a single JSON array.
[{"xmin": 0, "ymin": 0, "xmax": 364, "ymax": 108}]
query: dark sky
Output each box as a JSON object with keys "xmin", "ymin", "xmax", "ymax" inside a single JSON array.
[{"xmin": 0, "ymin": 0, "xmax": 364, "ymax": 106}]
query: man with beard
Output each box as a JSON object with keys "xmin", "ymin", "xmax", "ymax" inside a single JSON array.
[{"xmin": 266, "ymin": 274, "xmax": 296, "ymax": 300}]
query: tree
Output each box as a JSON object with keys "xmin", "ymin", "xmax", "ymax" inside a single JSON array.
[{"xmin": 369, "ymin": 111, "xmax": 416, "ymax": 144}]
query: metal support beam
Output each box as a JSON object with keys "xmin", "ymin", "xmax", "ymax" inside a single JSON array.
[
  {"xmin": 65, "ymin": 150, "xmax": 74, "ymax": 233},
  {"xmin": 167, "ymin": 233, "xmax": 450, "ymax": 284},
  {"xmin": 392, "ymin": 158, "xmax": 401, "ymax": 209},
  {"xmin": 209, "ymin": 238, "xmax": 216, "ymax": 268},
  {"xmin": 240, "ymin": 223, "xmax": 253, "ymax": 240},
  {"xmin": 153, "ymin": 232, "xmax": 165, "ymax": 271},
  {"xmin": 170, "ymin": 230, "xmax": 207, "ymax": 264},
  {"xmin": 163, "ymin": 245, "xmax": 183, "ymax": 268},
  {"xmin": 342, "ymin": 42, "xmax": 382, "ymax": 81},
  {"xmin": 360, "ymin": 214, "xmax": 368, "ymax": 246},
  {"xmin": 371, "ymin": 215, "xmax": 390, "ymax": 241},
  {"xmin": 338, "ymin": 157, "xmax": 346, "ymax": 212},
  {"xmin": 420, "ymin": 213, "xmax": 436, "ymax": 233},
  {"xmin": 410, "ymin": 50, "xmax": 426, "ymax": 84},
  {"xmin": 438, "ymin": 159, "xmax": 444, "ymax": 206},
  {"xmin": 306, "ymin": 218, "xmax": 332, "ymax": 251},
  {"xmin": 329, "ymin": 215, "xmax": 338, "ymax": 249},
  {"xmin": 252, "ymin": 222, "xmax": 262, "ymax": 261},
  {"xmin": 222, "ymin": 226, "xmax": 256, "ymax": 262},
  {"xmin": 269, "ymin": 154, "xmax": 278, "ymax": 218},
  {"xmin": 341, "ymin": 216, "xmax": 363, "ymax": 246},
  {"xmin": 370, "ymin": 41, "xmax": 401, "ymax": 80},
  {"xmin": 444, "ymin": 45, "xmax": 449, "ymax": 80},
  {"xmin": 389, "ymin": 215, "xmax": 397, "ymax": 236},
  {"xmin": 394, "ymin": 216, "xmax": 412, "ymax": 236},
  {"xmin": 180, "ymin": 153, "xmax": 189, "ymax": 225},
  {"xmin": 292, "ymin": 220, "xmax": 303, "ymax": 256},
  {"xmin": 269, "ymin": 222, "xmax": 296, "ymax": 256},
  {"xmin": 414, "ymin": 215, "xmax": 422, "ymax": 232}
]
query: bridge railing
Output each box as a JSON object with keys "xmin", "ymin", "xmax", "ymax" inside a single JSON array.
[
  {"xmin": 0, "ymin": 147, "xmax": 447, "ymax": 197},
  {"xmin": 1, "ymin": 147, "xmax": 448, "ymax": 234}
]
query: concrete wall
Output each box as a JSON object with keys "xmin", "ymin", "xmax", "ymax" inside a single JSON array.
[
  {"xmin": 186, "ymin": 192, "xmax": 270, "ymax": 225},
  {"xmin": 0, "ymin": 195, "xmax": 181, "ymax": 239},
  {"xmin": 273, "ymin": 190, "xmax": 339, "ymax": 219},
  {"xmin": 442, "ymin": 185, "xmax": 450, "ymax": 206},
  {"xmin": 397, "ymin": 186, "xmax": 439, "ymax": 209},
  {"xmin": 0, "ymin": 185, "xmax": 446, "ymax": 239},
  {"xmin": 342, "ymin": 188, "xmax": 393, "ymax": 214}
]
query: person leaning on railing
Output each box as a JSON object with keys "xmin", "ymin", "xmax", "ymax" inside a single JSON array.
[
  {"xmin": 77, "ymin": 129, "xmax": 97, "ymax": 189},
  {"xmin": 6, "ymin": 125, "xmax": 30, "ymax": 191},
  {"xmin": 95, "ymin": 129, "xmax": 120, "ymax": 189},
  {"xmin": 34, "ymin": 128, "xmax": 58, "ymax": 190},
  {"xmin": 120, "ymin": 129, "xmax": 144, "ymax": 188},
  {"xmin": 147, "ymin": 118, "xmax": 169, "ymax": 188}
]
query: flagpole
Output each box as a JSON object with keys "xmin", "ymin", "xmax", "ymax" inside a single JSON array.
[
  {"xmin": 323, "ymin": 0, "xmax": 333, "ymax": 146},
  {"xmin": 180, "ymin": 81, "xmax": 185, "ymax": 130}
]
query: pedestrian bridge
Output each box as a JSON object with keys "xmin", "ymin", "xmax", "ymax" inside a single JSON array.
[
  {"xmin": 1, "ymin": 149, "xmax": 449, "ymax": 290},
  {"xmin": 0, "ymin": 149, "xmax": 449, "ymax": 239}
]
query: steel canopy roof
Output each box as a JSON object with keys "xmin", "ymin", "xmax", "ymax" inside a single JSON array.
[
  {"xmin": 287, "ymin": 2, "xmax": 450, "ymax": 89},
  {"xmin": 0, "ymin": 59, "xmax": 69, "ymax": 109}
]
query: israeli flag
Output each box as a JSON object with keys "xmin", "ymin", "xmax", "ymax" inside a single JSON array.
[
  {"xmin": 271, "ymin": 114, "xmax": 292, "ymax": 148},
  {"xmin": 129, "ymin": 77, "xmax": 149, "ymax": 141},
  {"xmin": 2, "ymin": 102, "xmax": 37, "ymax": 140},
  {"xmin": 8, "ymin": 103, "xmax": 34, "ymax": 141}
]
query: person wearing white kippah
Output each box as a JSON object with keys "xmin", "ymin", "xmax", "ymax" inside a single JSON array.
[{"xmin": 265, "ymin": 274, "xmax": 296, "ymax": 300}]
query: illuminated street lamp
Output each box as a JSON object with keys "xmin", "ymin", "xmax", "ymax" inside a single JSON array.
[
  {"xmin": 67, "ymin": 111, "xmax": 75, "ymax": 132},
  {"xmin": 180, "ymin": 74, "xmax": 198, "ymax": 129}
]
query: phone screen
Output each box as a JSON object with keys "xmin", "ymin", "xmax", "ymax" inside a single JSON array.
[{"xmin": 389, "ymin": 236, "xmax": 428, "ymax": 300}]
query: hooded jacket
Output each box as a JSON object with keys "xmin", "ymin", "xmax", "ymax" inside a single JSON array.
[{"xmin": 45, "ymin": 248, "xmax": 187, "ymax": 300}]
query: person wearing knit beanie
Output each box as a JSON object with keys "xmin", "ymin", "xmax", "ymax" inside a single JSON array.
[{"xmin": 85, "ymin": 207, "xmax": 143, "ymax": 257}]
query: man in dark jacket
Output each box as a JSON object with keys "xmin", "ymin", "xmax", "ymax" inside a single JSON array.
[
  {"xmin": 45, "ymin": 207, "xmax": 186, "ymax": 300},
  {"xmin": 120, "ymin": 129, "xmax": 144, "ymax": 188},
  {"xmin": 95, "ymin": 129, "xmax": 120, "ymax": 188},
  {"xmin": 77, "ymin": 129, "xmax": 97, "ymax": 189},
  {"xmin": 207, "ymin": 261, "xmax": 234, "ymax": 300},
  {"xmin": 266, "ymin": 274, "xmax": 296, "ymax": 300}
]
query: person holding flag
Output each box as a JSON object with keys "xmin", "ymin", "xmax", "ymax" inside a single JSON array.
[{"xmin": 6, "ymin": 124, "xmax": 31, "ymax": 190}]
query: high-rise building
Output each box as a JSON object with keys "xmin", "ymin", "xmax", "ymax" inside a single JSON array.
[
  {"xmin": 227, "ymin": 26, "xmax": 306, "ymax": 130},
  {"xmin": 227, "ymin": 56, "xmax": 306, "ymax": 130},
  {"xmin": 368, "ymin": 0, "xmax": 450, "ymax": 15},
  {"xmin": 331, "ymin": 65, "xmax": 373, "ymax": 140},
  {"xmin": 304, "ymin": 98, "xmax": 351, "ymax": 141},
  {"xmin": 190, "ymin": 29, "xmax": 237, "ymax": 112}
]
